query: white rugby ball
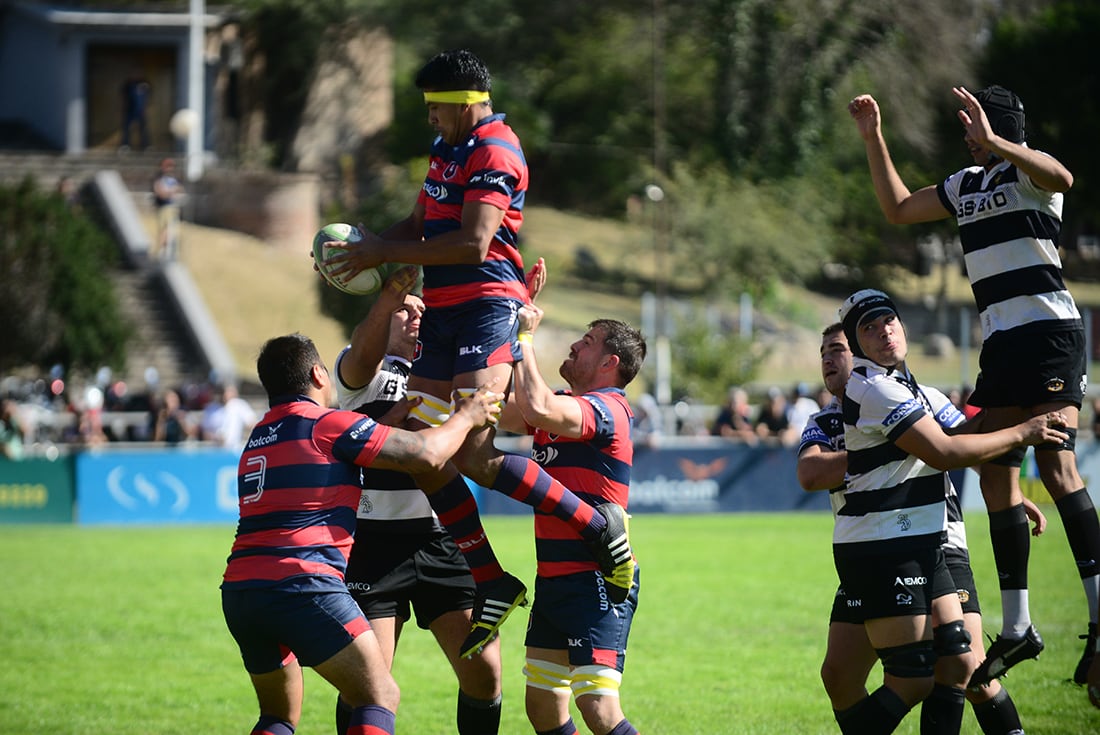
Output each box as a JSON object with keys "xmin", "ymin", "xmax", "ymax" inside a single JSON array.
[{"xmin": 312, "ymin": 223, "xmax": 385, "ymax": 295}]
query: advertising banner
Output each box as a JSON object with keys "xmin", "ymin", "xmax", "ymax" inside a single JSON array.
[
  {"xmin": 0, "ymin": 456, "xmax": 76, "ymax": 523},
  {"xmin": 76, "ymin": 448, "xmax": 241, "ymax": 524}
]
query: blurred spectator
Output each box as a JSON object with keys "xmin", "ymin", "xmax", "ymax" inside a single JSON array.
[
  {"xmin": 712, "ymin": 387, "xmax": 755, "ymax": 442},
  {"xmin": 755, "ymin": 386, "xmax": 794, "ymax": 445},
  {"xmin": 786, "ymin": 382, "xmax": 819, "ymax": 438},
  {"xmin": 633, "ymin": 392, "xmax": 664, "ymax": 447},
  {"xmin": 200, "ymin": 383, "xmax": 257, "ymax": 449},
  {"xmin": 815, "ymin": 386, "xmax": 832, "ymax": 410},
  {"xmin": 149, "ymin": 389, "xmax": 194, "ymax": 445},
  {"xmin": 152, "ymin": 158, "xmax": 183, "ymax": 261},
  {"xmin": 1, "ymin": 398, "xmax": 25, "ymax": 460}
]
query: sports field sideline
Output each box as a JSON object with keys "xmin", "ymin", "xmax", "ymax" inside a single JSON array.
[{"xmin": 1, "ymin": 512, "xmax": 1094, "ymax": 734}]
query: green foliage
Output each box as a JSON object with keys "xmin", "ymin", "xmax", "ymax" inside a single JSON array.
[
  {"xmin": 666, "ymin": 311, "xmax": 768, "ymax": 403},
  {"xmin": 0, "ymin": 178, "xmax": 128, "ymax": 373},
  {"xmin": 981, "ymin": 1, "xmax": 1100, "ymax": 246}
]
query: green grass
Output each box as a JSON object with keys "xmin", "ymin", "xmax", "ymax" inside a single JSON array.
[{"xmin": 1, "ymin": 512, "xmax": 1095, "ymax": 734}]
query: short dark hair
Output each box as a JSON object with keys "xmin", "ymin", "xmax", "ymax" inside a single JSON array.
[
  {"xmin": 415, "ymin": 49, "xmax": 492, "ymax": 93},
  {"xmin": 256, "ymin": 333, "xmax": 322, "ymax": 397},
  {"xmin": 822, "ymin": 322, "xmax": 844, "ymax": 338},
  {"xmin": 590, "ymin": 319, "xmax": 647, "ymax": 386}
]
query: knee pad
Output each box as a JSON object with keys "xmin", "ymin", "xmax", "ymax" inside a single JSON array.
[
  {"xmin": 524, "ymin": 658, "xmax": 571, "ymax": 694},
  {"xmin": 990, "ymin": 445, "xmax": 1026, "ymax": 468},
  {"xmin": 407, "ymin": 390, "xmax": 450, "ymax": 427},
  {"xmin": 1036, "ymin": 426, "xmax": 1076, "ymax": 453},
  {"xmin": 570, "ymin": 664, "xmax": 622, "ymax": 699},
  {"xmin": 876, "ymin": 639, "xmax": 937, "ymax": 679},
  {"xmin": 933, "ymin": 620, "xmax": 972, "ymax": 657}
]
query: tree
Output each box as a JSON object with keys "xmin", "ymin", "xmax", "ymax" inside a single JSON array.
[{"xmin": 0, "ymin": 178, "xmax": 129, "ymax": 373}]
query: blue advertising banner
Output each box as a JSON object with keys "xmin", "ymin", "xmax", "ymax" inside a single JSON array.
[
  {"xmin": 477, "ymin": 438, "xmax": 828, "ymax": 515},
  {"xmin": 76, "ymin": 448, "xmax": 241, "ymax": 524}
]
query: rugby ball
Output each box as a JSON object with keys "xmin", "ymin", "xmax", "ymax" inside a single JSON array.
[{"xmin": 312, "ymin": 223, "xmax": 385, "ymax": 295}]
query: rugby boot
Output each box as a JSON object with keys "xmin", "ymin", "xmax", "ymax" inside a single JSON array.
[
  {"xmin": 969, "ymin": 625, "xmax": 1044, "ymax": 688},
  {"xmin": 587, "ymin": 503, "xmax": 635, "ymax": 604},
  {"xmin": 460, "ymin": 572, "xmax": 528, "ymax": 659},
  {"xmin": 1074, "ymin": 622, "xmax": 1098, "ymax": 685}
]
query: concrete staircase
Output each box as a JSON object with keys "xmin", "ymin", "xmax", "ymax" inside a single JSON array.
[{"xmin": 3, "ymin": 150, "xmax": 212, "ymax": 391}]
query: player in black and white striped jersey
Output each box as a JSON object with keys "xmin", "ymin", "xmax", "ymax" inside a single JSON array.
[
  {"xmin": 798, "ymin": 321, "xmax": 1043, "ymax": 734},
  {"xmin": 825, "ymin": 290, "xmax": 1068, "ymax": 735},
  {"xmin": 850, "ymin": 84, "xmax": 1100, "ymax": 692}
]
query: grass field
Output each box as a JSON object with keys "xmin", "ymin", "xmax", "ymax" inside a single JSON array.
[{"xmin": 2, "ymin": 511, "xmax": 1096, "ymax": 734}]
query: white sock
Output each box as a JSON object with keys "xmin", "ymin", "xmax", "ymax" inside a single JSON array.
[{"xmin": 1000, "ymin": 589, "xmax": 1031, "ymax": 638}]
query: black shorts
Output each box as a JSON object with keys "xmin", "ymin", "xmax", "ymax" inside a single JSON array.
[
  {"xmin": 945, "ymin": 548, "xmax": 981, "ymax": 616},
  {"xmin": 830, "ymin": 546, "xmax": 979, "ymax": 623},
  {"xmin": 971, "ymin": 326, "xmax": 1085, "ymax": 409},
  {"xmin": 344, "ymin": 525, "xmax": 475, "ymax": 629},
  {"xmin": 834, "ymin": 546, "xmax": 951, "ymax": 620}
]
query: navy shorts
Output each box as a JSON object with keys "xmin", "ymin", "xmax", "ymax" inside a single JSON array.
[
  {"xmin": 345, "ymin": 525, "xmax": 475, "ymax": 629},
  {"xmin": 524, "ymin": 568, "xmax": 639, "ymax": 671},
  {"xmin": 834, "ymin": 546, "xmax": 950, "ymax": 620},
  {"xmin": 413, "ymin": 297, "xmax": 523, "ymax": 382},
  {"xmin": 222, "ymin": 582, "xmax": 370, "ymax": 673},
  {"xmin": 971, "ymin": 326, "xmax": 1085, "ymax": 409}
]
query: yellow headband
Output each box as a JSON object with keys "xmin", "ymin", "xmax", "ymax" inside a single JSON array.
[{"xmin": 423, "ymin": 90, "xmax": 490, "ymax": 104}]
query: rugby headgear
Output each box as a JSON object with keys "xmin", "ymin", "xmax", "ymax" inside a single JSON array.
[
  {"xmin": 839, "ymin": 289, "xmax": 899, "ymax": 359},
  {"xmin": 975, "ymin": 85, "xmax": 1026, "ymax": 144}
]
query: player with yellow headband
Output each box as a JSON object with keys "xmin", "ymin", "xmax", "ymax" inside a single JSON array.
[{"xmin": 324, "ymin": 49, "xmax": 637, "ymax": 662}]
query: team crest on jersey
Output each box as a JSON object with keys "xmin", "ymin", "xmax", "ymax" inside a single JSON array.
[
  {"xmin": 1046, "ymin": 377, "xmax": 1065, "ymax": 392},
  {"xmin": 531, "ymin": 445, "xmax": 559, "ymax": 465},
  {"xmin": 957, "ymin": 588, "xmax": 970, "ymax": 604},
  {"xmin": 443, "ymin": 162, "xmax": 458, "ymax": 180},
  {"xmin": 413, "ymin": 340, "xmax": 423, "ymax": 362}
]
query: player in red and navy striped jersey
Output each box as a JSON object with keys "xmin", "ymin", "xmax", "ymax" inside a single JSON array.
[
  {"xmin": 324, "ymin": 50, "xmax": 636, "ymax": 660},
  {"xmin": 220, "ymin": 333, "xmax": 502, "ymax": 735},
  {"xmin": 499, "ymin": 302, "xmax": 646, "ymax": 735}
]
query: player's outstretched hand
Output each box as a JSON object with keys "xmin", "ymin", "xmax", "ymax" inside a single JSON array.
[
  {"xmin": 847, "ymin": 94, "xmax": 881, "ymax": 141},
  {"xmin": 952, "ymin": 86, "xmax": 994, "ymax": 148},
  {"xmin": 324, "ymin": 229, "xmax": 385, "ymax": 278},
  {"xmin": 452, "ymin": 382, "xmax": 504, "ymax": 428},
  {"xmin": 382, "ymin": 265, "xmax": 420, "ymax": 300},
  {"xmin": 518, "ymin": 303, "xmax": 544, "ymax": 336},
  {"xmin": 1020, "ymin": 411, "xmax": 1069, "ymax": 447},
  {"xmin": 1022, "ymin": 497, "xmax": 1047, "ymax": 537},
  {"xmin": 525, "ymin": 257, "xmax": 547, "ymax": 302}
]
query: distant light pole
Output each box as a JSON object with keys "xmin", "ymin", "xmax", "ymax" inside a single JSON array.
[
  {"xmin": 187, "ymin": 0, "xmax": 205, "ymax": 181},
  {"xmin": 646, "ymin": 184, "xmax": 670, "ymax": 406}
]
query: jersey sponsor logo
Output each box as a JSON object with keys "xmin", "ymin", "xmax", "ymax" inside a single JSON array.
[
  {"xmin": 531, "ymin": 445, "xmax": 559, "ymax": 465},
  {"xmin": 423, "ymin": 182, "xmax": 448, "ymax": 200},
  {"xmin": 346, "ymin": 582, "xmax": 372, "ymax": 592},
  {"xmin": 896, "ymin": 592, "xmax": 914, "ymax": 606},
  {"xmin": 896, "ymin": 513, "xmax": 912, "ymax": 532},
  {"xmin": 349, "ymin": 419, "xmax": 374, "ymax": 440},
  {"xmin": 847, "ymin": 598, "xmax": 862, "ymax": 608},
  {"xmin": 567, "ymin": 637, "xmax": 584, "ymax": 648},
  {"xmin": 246, "ymin": 422, "xmax": 282, "ymax": 449},
  {"xmin": 957, "ymin": 588, "xmax": 970, "ymax": 604},
  {"xmin": 1045, "ymin": 377, "xmax": 1065, "ymax": 392},
  {"xmin": 471, "ymin": 172, "xmax": 508, "ymax": 188},
  {"xmin": 956, "ymin": 190, "xmax": 1009, "ymax": 220},
  {"xmin": 583, "ymin": 395, "xmax": 611, "ymax": 424},
  {"xmin": 459, "ymin": 344, "xmax": 484, "ymax": 356},
  {"xmin": 883, "ymin": 399, "xmax": 920, "ymax": 428},
  {"xmin": 894, "ymin": 575, "xmax": 927, "ymax": 586}
]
